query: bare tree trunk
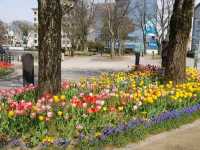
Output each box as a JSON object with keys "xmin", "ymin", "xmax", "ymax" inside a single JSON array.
[
  {"xmin": 110, "ymin": 38, "xmax": 115, "ymax": 58},
  {"xmin": 165, "ymin": 0, "xmax": 194, "ymax": 83},
  {"xmin": 38, "ymin": 0, "xmax": 62, "ymax": 95},
  {"xmin": 161, "ymin": 40, "xmax": 168, "ymax": 68},
  {"xmin": 70, "ymin": 49, "xmax": 74, "ymax": 57},
  {"xmin": 157, "ymin": 38, "xmax": 161, "ymax": 55},
  {"xmin": 118, "ymin": 42, "xmax": 122, "ymax": 56},
  {"xmin": 159, "ymin": 0, "xmax": 165, "ymax": 55},
  {"xmin": 118, "ymin": 40, "xmax": 125, "ymax": 56},
  {"xmin": 142, "ymin": 0, "xmax": 147, "ymax": 55},
  {"xmin": 142, "ymin": 31, "xmax": 147, "ymax": 55},
  {"xmin": 84, "ymin": 42, "xmax": 88, "ymax": 53}
]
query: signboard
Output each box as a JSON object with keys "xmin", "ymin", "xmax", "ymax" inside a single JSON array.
[
  {"xmin": 145, "ymin": 20, "xmax": 157, "ymax": 36},
  {"xmin": 148, "ymin": 40, "xmax": 158, "ymax": 49}
]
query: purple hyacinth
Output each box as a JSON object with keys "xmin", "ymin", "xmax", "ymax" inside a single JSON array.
[
  {"xmin": 98, "ymin": 103, "xmax": 200, "ymax": 142},
  {"xmin": 9, "ymin": 139, "xmax": 21, "ymax": 147},
  {"xmin": 54, "ymin": 138, "xmax": 70, "ymax": 148}
]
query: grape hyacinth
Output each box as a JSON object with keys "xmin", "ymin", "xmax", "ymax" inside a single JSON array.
[{"xmin": 98, "ymin": 103, "xmax": 200, "ymax": 142}]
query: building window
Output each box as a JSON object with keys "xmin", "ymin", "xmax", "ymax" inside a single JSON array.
[
  {"xmin": 34, "ymin": 18, "xmax": 37, "ymax": 22},
  {"xmin": 197, "ymin": 21, "xmax": 200, "ymax": 27},
  {"xmin": 197, "ymin": 31, "xmax": 200, "ymax": 37},
  {"xmin": 34, "ymin": 34, "xmax": 37, "ymax": 38},
  {"xmin": 34, "ymin": 40, "xmax": 37, "ymax": 44},
  {"xmin": 34, "ymin": 11, "xmax": 37, "ymax": 15}
]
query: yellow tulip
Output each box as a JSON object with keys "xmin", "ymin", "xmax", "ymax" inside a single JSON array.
[
  {"xmin": 57, "ymin": 111, "xmax": 63, "ymax": 116},
  {"xmin": 95, "ymin": 132, "xmax": 102, "ymax": 137},
  {"xmin": 32, "ymin": 106, "xmax": 37, "ymax": 112},
  {"xmin": 38, "ymin": 115, "xmax": 44, "ymax": 121},
  {"xmin": 118, "ymin": 106, "xmax": 124, "ymax": 111},
  {"xmin": 146, "ymin": 97, "xmax": 154, "ymax": 104},
  {"xmin": 60, "ymin": 95, "xmax": 66, "ymax": 101},
  {"xmin": 8, "ymin": 111, "xmax": 15, "ymax": 118},
  {"xmin": 53, "ymin": 96, "xmax": 60, "ymax": 103},
  {"xmin": 103, "ymin": 107, "xmax": 107, "ymax": 111}
]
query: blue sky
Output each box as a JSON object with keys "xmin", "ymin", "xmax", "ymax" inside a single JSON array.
[
  {"xmin": 0, "ymin": 0, "xmax": 37, "ymax": 23},
  {"xmin": 0, "ymin": 0, "xmax": 105, "ymax": 23},
  {"xmin": 0, "ymin": 0, "xmax": 200, "ymax": 23}
]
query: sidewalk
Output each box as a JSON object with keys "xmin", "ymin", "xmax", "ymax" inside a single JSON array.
[
  {"xmin": 114, "ymin": 119, "xmax": 200, "ymax": 150},
  {"xmin": 0, "ymin": 63, "xmax": 23, "ymax": 88}
]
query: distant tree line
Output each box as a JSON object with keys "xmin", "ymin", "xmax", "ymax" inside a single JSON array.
[{"xmin": 36, "ymin": 0, "xmax": 195, "ymax": 95}]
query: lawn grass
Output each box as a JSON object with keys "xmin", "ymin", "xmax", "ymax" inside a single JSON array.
[{"xmin": 77, "ymin": 110, "xmax": 200, "ymax": 150}]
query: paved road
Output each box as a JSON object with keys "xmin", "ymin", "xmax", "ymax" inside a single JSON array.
[
  {"xmin": 0, "ymin": 55, "xmax": 134, "ymax": 88},
  {"xmin": 0, "ymin": 55, "xmax": 198, "ymax": 88}
]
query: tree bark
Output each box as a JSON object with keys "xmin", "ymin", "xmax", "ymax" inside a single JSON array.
[
  {"xmin": 161, "ymin": 40, "xmax": 168, "ymax": 68},
  {"xmin": 143, "ymin": 34, "xmax": 147, "ymax": 55},
  {"xmin": 141, "ymin": 25, "xmax": 147, "ymax": 56},
  {"xmin": 165, "ymin": 0, "xmax": 194, "ymax": 83},
  {"xmin": 110, "ymin": 38, "xmax": 115, "ymax": 58},
  {"xmin": 38, "ymin": 0, "xmax": 62, "ymax": 95},
  {"xmin": 118, "ymin": 40, "xmax": 124, "ymax": 56}
]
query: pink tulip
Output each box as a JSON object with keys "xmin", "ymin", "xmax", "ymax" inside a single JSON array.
[
  {"xmin": 72, "ymin": 103, "xmax": 77, "ymax": 107},
  {"xmin": 16, "ymin": 110, "xmax": 24, "ymax": 115},
  {"xmin": 36, "ymin": 102, "xmax": 42, "ymax": 106},
  {"xmin": 30, "ymin": 112, "xmax": 36, "ymax": 119},
  {"xmin": 47, "ymin": 111, "xmax": 53, "ymax": 118},
  {"xmin": 80, "ymin": 93, "xmax": 84, "ymax": 97},
  {"xmin": 37, "ymin": 108, "xmax": 42, "ymax": 113},
  {"xmin": 48, "ymin": 98, "xmax": 53, "ymax": 103},
  {"xmin": 45, "ymin": 117, "xmax": 50, "ymax": 122},
  {"xmin": 96, "ymin": 105, "xmax": 102, "ymax": 110},
  {"xmin": 76, "ymin": 124, "xmax": 83, "ymax": 130},
  {"xmin": 41, "ymin": 105, "xmax": 46, "ymax": 111},
  {"xmin": 61, "ymin": 102, "xmax": 66, "ymax": 107},
  {"xmin": 46, "ymin": 105, "xmax": 51, "ymax": 110},
  {"xmin": 83, "ymin": 103, "xmax": 87, "ymax": 108},
  {"xmin": 37, "ymin": 99, "xmax": 42, "ymax": 104},
  {"xmin": 41, "ymin": 97, "xmax": 46, "ymax": 103}
]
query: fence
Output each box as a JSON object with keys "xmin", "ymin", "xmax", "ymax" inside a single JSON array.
[{"xmin": 0, "ymin": 53, "xmax": 14, "ymax": 64}]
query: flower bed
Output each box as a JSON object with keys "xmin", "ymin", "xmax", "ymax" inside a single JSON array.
[
  {"xmin": 1, "ymin": 65, "xmax": 200, "ymax": 149},
  {"xmin": 0, "ymin": 61, "xmax": 14, "ymax": 77}
]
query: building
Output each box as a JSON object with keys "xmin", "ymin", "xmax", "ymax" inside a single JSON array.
[
  {"xmin": 92, "ymin": 2, "xmax": 110, "ymax": 41},
  {"xmin": 6, "ymin": 29, "xmax": 23, "ymax": 47},
  {"xmin": 191, "ymin": 3, "xmax": 200, "ymax": 51},
  {"xmin": 32, "ymin": 8, "xmax": 38, "ymax": 47},
  {"xmin": 31, "ymin": 8, "xmax": 71, "ymax": 49},
  {"xmin": 128, "ymin": 0, "xmax": 158, "ymax": 52},
  {"xmin": 27, "ymin": 31, "xmax": 36, "ymax": 48},
  {"xmin": 155, "ymin": 0, "xmax": 200, "ymax": 52}
]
